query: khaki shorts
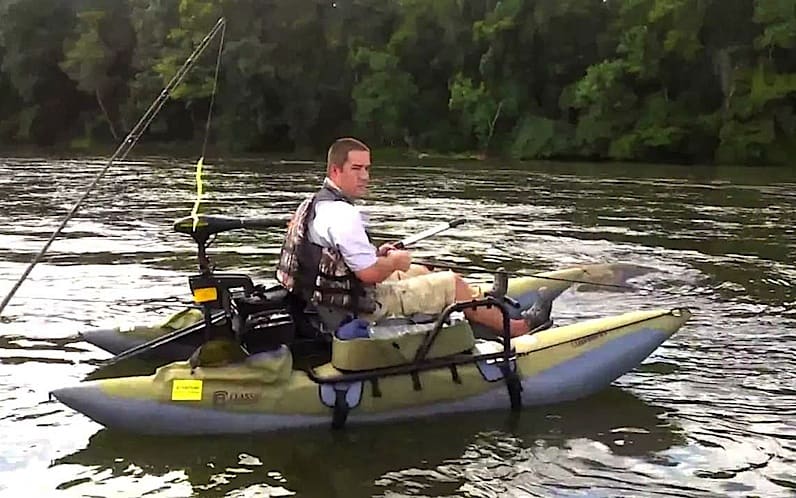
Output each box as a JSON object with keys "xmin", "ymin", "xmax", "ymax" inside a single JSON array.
[{"xmin": 367, "ymin": 267, "xmax": 457, "ymax": 320}]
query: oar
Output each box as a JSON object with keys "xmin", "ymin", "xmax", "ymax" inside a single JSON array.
[
  {"xmin": 99, "ymin": 311, "xmax": 226, "ymax": 368},
  {"xmin": 415, "ymin": 259, "xmax": 639, "ymax": 291}
]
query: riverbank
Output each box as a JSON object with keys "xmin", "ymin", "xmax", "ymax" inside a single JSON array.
[
  {"xmin": 1, "ymin": 141, "xmax": 792, "ymax": 171},
  {"xmin": 0, "ymin": 141, "xmax": 490, "ymax": 165}
]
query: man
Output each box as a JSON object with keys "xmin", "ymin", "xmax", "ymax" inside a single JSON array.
[{"xmin": 276, "ymin": 137, "xmax": 544, "ymax": 337}]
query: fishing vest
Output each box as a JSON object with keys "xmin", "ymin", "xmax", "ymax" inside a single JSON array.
[{"xmin": 276, "ymin": 181, "xmax": 377, "ymax": 313}]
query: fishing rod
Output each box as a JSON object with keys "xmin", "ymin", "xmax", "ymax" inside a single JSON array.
[
  {"xmin": 394, "ymin": 218, "xmax": 466, "ymax": 249},
  {"xmin": 0, "ymin": 18, "xmax": 227, "ymax": 317}
]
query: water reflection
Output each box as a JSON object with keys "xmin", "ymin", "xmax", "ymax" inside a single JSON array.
[{"xmin": 54, "ymin": 389, "xmax": 682, "ymax": 497}]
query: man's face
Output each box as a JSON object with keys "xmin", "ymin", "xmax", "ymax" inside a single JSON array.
[{"xmin": 331, "ymin": 150, "xmax": 371, "ymax": 199}]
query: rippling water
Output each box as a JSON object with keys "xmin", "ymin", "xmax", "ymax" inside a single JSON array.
[{"xmin": 0, "ymin": 156, "xmax": 794, "ymax": 497}]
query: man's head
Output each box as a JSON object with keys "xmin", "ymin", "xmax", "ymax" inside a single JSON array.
[{"xmin": 326, "ymin": 137, "xmax": 371, "ymax": 199}]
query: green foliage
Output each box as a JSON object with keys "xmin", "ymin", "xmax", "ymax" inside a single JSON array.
[
  {"xmin": 751, "ymin": 62, "xmax": 796, "ymax": 105},
  {"xmin": 754, "ymin": 0, "xmax": 796, "ymax": 49},
  {"xmin": 351, "ymin": 47, "xmax": 417, "ymax": 145},
  {"xmin": 510, "ymin": 115, "xmax": 558, "ymax": 159},
  {"xmin": 448, "ymin": 74, "xmax": 501, "ymax": 151},
  {"xmin": 60, "ymin": 2, "xmax": 135, "ymax": 140},
  {"xmin": 0, "ymin": 0, "xmax": 793, "ymax": 164},
  {"xmin": 61, "ymin": 11, "xmax": 109, "ymax": 94},
  {"xmin": 716, "ymin": 115, "xmax": 776, "ymax": 164},
  {"xmin": 0, "ymin": 0, "xmax": 81, "ymax": 143}
]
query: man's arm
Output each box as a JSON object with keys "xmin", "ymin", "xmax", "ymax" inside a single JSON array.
[
  {"xmin": 355, "ymin": 250, "xmax": 411, "ymax": 284},
  {"xmin": 315, "ymin": 201, "xmax": 410, "ymax": 283}
]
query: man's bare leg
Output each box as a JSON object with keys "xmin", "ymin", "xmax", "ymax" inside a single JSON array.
[{"xmin": 452, "ymin": 275, "xmax": 529, "ymax": 337}]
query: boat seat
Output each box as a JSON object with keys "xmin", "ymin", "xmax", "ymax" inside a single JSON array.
[
  {"xmin": 314, "ymin": 305, "xmax": 442, "ymax": 332},
  {"xmin": 374, "ymin": 313, "xmax": 437, "ymax": 326},
  {"xmin": 234, "ymin": 285, "xmax": 291, "ymax": 316},
  {"xmin": 331, "ymin": 319, "xmax": 475, "ymax": 371}
]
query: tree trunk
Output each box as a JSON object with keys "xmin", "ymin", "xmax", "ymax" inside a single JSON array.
[
  {"xmin": 95, "ymin": 88, "xmax": 119, "ymax": 140},
  {"xmin": 484, "ymin": 101, "xmax": 503, "ymax": 153}
]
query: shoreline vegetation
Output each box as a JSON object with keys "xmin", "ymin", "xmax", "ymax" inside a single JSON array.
[
  {"xmin": 0, "ymin": 1, "xmax": 794, "ymax": 167},
  {"xmin": 0, "ymin": 141, "xmax": 489, "ymax": 163}
]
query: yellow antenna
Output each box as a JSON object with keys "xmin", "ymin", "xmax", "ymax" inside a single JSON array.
[
  {"xmin": 189, "ymin": 18, "xmax": 225, "ymax": 231},
  {"xmin": 191, "ymin": 156, "xmax": 205, "ymax": 230}
]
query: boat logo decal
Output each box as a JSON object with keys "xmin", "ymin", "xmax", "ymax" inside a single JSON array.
[
  {"xmin": 171, "ymin": 379, "xmax": 203, "ymax": 401},
  {"xmin": 319, "ymin": 381, "xmax": 363, "ymax": 409},
  {"xmin": 571, "ymin": 330, "xmax": 610, "ymax": 348},
  {"xmin": 212, "ymin": 390, "xmax": 260, "ymax": 406}
]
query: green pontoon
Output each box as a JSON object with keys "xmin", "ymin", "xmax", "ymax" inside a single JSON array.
[{"xmin": 52, "ymin": 215, "xmax": 692, "ymax": 435}]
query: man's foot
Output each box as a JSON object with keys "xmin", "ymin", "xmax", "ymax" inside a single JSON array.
[{"xmin": 520, "ymin": 288, "xmax": 554, "ymax": 330}]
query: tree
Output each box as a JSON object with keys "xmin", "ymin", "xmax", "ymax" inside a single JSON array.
[
  {"xmin": 61, "ymin": 1, "xmax": 135, "ymax": 141},
  {"xmin": 0, "ymin": 0, "xmax": 793, "ymax": 164},
  {"xmin": 0, "ymin": 0, "xmax": 82, "ymax": 144}
]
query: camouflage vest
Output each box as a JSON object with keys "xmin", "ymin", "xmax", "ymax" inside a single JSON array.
[{"xmin": 275, "ymin": 181, "xmax": 376, "ymax": 313}]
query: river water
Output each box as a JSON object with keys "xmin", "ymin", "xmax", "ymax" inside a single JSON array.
[{"xmin": 0, "ymin": 156, "xmax": 794, "ymax": 497}]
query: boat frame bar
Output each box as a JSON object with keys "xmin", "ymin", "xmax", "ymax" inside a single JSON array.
[{"xmin": 307, "ymin": 272, "xmax": 526, "ymax": 421}]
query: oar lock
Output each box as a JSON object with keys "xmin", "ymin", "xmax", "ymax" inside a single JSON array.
[{"xmin": 484, "ymin": 267, "xmax": 521, "ymax": 309}]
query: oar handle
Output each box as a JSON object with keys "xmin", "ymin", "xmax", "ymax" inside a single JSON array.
[
  {"xmin": 448, "ymin": 218, "xmax": 467, "ymax": 228},
  {"xmin": 241, "ymin": 217, "xmax": 290, "ymax": 230}
]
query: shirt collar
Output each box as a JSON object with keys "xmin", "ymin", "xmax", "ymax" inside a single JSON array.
[{"xmin": 323, "ymin": 177, "xmax": 356, "ymax": 203}]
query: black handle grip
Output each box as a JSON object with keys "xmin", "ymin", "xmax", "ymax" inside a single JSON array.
[
  {"xmin": 241, "ymin": 217, "xmax": 289, "ymax": 230},
  {"xmin": 449, "ymin": 218, "xmax": 467, "ymax": 228}
]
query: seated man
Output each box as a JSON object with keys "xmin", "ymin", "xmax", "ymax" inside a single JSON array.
[{"xmin": 276, "ymin": 137, "xmax": 544, "ymax": 337}]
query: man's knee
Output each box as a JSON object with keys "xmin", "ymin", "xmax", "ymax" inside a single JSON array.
[
  {"xmin": 388, "ymin": 264, "xmax": 431, "ymax": 281},
  {"xmin": 407, "ymin": 264, "xmax": 431, "ymax": 277},
  {"xmin": 452, "ymin": 274, "xmax": 477, "ymax": 301}
]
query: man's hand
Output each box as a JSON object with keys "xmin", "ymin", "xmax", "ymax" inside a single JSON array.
[
  {"xmin": 377, "ymin": 242, "xmax": 399, "ymax": 256},
  {"xmin": 386, "ymin": 250, "xmax": 411, "ymax": 272},
  {"xmin": 355, "ymin": 248, "xmax": 411, "ymax": 283}
]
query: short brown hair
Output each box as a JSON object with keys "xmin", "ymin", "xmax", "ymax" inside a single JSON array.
[{"xmin": 326, "ymin": 137, "xmax": 369, "ymax": 173}]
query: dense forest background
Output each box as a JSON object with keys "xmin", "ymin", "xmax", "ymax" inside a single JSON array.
[{"xmin": 0, "ymin": 0, "xmax": 794, "ymax": 165}]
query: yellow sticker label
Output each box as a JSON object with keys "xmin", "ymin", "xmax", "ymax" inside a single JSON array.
[
  {"xmin": 193, "ymin": 287, "xmax": 218, "ymax": 303},
  {"xmin": 171, "ymin": 379, "xmax": 203, "ymax": 401}
]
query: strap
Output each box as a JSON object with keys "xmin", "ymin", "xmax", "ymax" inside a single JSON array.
[
  {"xmin": 500, "ymin": 365, "xmax": 522, "ymax": 411},
  {"xmin": 316, "ymin": 271, "xmax": 355, "ymax": 282},
  {"xmin": 331, "ymin": 388, "xmax": 349, "ymax": 429}
]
